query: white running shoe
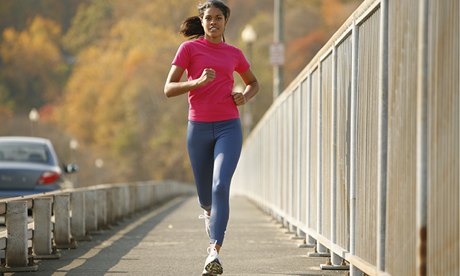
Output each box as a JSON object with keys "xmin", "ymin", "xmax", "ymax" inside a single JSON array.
[
  {"xmin": 198, "ymin": 211, "xmax": 211, "ymax": 238},
  {"xmin": 202, "ymin": 242, "xmax": 223, "ymax": 275}
]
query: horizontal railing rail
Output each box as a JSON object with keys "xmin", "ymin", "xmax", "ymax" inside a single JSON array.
[
  {"xmin": 0, "ymin": 181, "xmax": 193, "ymax": 272},
  {"xmin": 233, "ymin": 0, "xmax": 459, "ymax": 275}
]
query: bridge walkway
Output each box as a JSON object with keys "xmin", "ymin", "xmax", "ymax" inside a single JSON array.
[{"xmin": 8, "ymin": 195, "xmax": 347, "ymax": 275}]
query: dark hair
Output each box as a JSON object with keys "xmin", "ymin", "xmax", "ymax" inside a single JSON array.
[{"xmin": 180, "ymin": 0, "xmax": 231, "ymax": 41}]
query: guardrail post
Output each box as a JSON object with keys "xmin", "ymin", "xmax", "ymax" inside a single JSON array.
[
  {"xmin": 121, "ymin": 186, "xmax": 129, "ymax": 218},
  {"xmin": 33, "ymin": 197, "xmax": 60, "ymax": 259},
  {"xmin": 97, "ymin": 189, "xmax": 107, "ymax": 230},
  {"xmin": 135, "ymin": 184, "xmax": 142, "ymax": 212},
  {"xmin": 71, "ymin": 191, "xmax": 90, "ymax": 241},
  {"xmin": 142, "ymin": 184, "xmax": 149, "ymax": 209},
  {"xmin": 85, "ymin": 190, "xmax": 98, "ymax": 234},
  {"xmin": 129, "ymin": 185, "xmax": 135, "ymax": 215},
  {"xmin": 107, "ymin": 187, "xmax": 117, "ymax": 225},
  {"xmin": 54, "ymin": 194, "xmax": 77, "ymax": 249},
  {"xmin": 143, "ymin": 184, "xmax": 150, "ymax": 209},
  {"xmin": 115, "ymin": 186, "xmax": 122, "ymax": 221},
  {"xmin": 1, "ymin": 201, "xmax": 38, "ymax": 272},
  {"xmin": 152, "ymin": 183, "xmax": 159, "ymax": 205}
]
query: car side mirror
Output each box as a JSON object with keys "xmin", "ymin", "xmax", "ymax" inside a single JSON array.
[{"xmin": 63, "ymin": 163, "xmax": 78, "ymax": 173}]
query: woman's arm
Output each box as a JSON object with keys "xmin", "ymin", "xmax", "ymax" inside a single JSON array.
[
  {"xmin": 164, "ymin": 65, "xmax": 216, "ymax": 98},
  {"xmin": 232, "ymin": 69, "xmax": 259, "ymax": 106}
]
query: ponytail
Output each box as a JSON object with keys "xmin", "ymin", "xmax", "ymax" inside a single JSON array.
[{"xmin": 180, "ymin": 16, "xmax": 204, "ymax": 39}]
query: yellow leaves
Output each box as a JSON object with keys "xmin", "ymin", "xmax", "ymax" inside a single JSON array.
[
  {"xmin": 29, "ymin": 16, "xmax": 62, "ymax": 41},
  {"xmin": 1, "ymin": 16, "xmax": 62, "ymax": 73},
  {"xmin": 124, "ymin": 47, "xmax": 148, "ymax": 78},
  {"xmin": 2, "ymin": 28, "xmax": 15, "ymax": 43},
  {"xmin": 55, "ymin": 1, "xmax": 200, "ymax": 181},
  {"xmin": 0, "ymin": 0, "xmax": 366, "ymax": 183},
  {"xmin": 0, "ymin": 16, "xmax": 65, "ymax": 110}
]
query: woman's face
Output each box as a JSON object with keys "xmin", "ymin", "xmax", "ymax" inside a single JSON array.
[{"xmin": 201, "ymin": 6, "xmax": 227, "ymax": 42}]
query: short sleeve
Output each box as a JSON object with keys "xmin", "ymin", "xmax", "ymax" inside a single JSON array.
[
  {"xmin": 235, "ymin": 49, "xmax": 250, "ymax": 74},
  {"xmin": 172, "ymin": 42, "xmax": 190, "ymax": 69}
]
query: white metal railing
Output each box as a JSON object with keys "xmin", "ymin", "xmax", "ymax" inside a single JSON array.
[
  {"xmin": 0, "ymin": 181, "xmax": 193, "ymax": 272},
  {"xmin": 232, "ymin": 0, "xmax": 459, "ymax": 275}
]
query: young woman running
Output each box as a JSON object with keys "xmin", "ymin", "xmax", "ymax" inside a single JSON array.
[{"xmin": 164, "ymin": 0, "xmax": 259, "ymax": 274}]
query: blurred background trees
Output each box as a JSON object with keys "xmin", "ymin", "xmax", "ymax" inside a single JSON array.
[{"xmin": 0, "ymin": 0, "xmax": 361, "ymax": 186}]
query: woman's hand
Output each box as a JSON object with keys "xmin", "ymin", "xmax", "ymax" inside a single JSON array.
[
  {"xmin": 164, "ymin": 66, "xmax": 216, "ymax": 98},
  {"xmin": 232, "ymin": 92, "xmax": 247, "ymax": 106},
  {"xmin": 197, "ymin": 68, "xmax": 216, "ymax": 86},
  {"xmin": 233, "ymin": 68, "xmax": 258, "ymax": 105}
]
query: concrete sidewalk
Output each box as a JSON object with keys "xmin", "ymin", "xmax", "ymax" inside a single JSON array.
[{"xmin": 9, "ymin": 195, "xmax": 348, "ymax": 275}]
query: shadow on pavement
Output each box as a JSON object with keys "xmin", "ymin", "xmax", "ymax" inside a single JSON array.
[{"xmin": 11, "ymin": 196, "xmax": 189, "ymax": 276}]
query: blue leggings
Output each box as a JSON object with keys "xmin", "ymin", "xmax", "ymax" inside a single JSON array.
[{"xmin": 187, "ymin": 118, "xmax": 242, "ymax": 246}]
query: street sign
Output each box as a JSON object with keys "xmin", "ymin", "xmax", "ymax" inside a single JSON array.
[{"xmin": 270, "ymin": 43, "xmax": 285, "ymax": 66}]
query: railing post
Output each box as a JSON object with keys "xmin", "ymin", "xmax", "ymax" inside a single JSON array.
[
  {"xmin": 377, "ymin": 0, "xmax": 389, "ymax": 272},
  {"xmin": 85, "ymin": 190, "xmax": 98, "ymax": 234},
  {"xmin": 310, "ymin": 61, "xmax": 329, "ymax": 258},
  {"xmin": 107, "ymin": 187, "xmax": 117, "ymax": 225},
  {"xmin": 116, "ymin": 186, "xmax": 124, "ymax": 220},
  {"xmin": 275, "ymin": 110, "xmax": 281, "ymax": 212},
  {"xmin": 150, "ymin": 184, "xmax": 157, "ymax": 206},
  {"xmin": 416, "ymin": 0, "xmax": 429, "ymax": 275},
  {"xmin": 71, "ymin": 191, "xmax": 89, "ymax": 241},
  {"xmin": 129, "ymin": 185, "xmax": 136, "ymax": 216},
  {"xmin": 133, "ymin": 184, "xmax": 140, "ymax": 212},
  {"xmin": 296, "ymin": 88, "xmax": 303, "ymax": 239},
  {"xmin": 139, "ymin": 183, "xmax": 150, "ymax": 207},
  {"xmin": 331, "ymin": 45, "xmax": 341, "ymax": 267},
  {"xmin": 2, "ymin": 201, "xmax": 38, "ymax": 272},
  {"xmin": 54, "ymin": 194, "xmax": 77, "ymax": 249},
  {"xmin": 97, "ymin": 189, "xmax": 108, "ymax": 230},
  {"xmin": 321, "ymin": 46, "xmax": 348, "ymax": 271},
  {"xmin": 33, "ymin": 197, "xmax": 59, "ymax": 259},
  {"xmin": 304, "ymin": 74, "xmax": 316, "ymax": 248},
  {"xmin": 121, "ymin": 186, "xmax": 129, "ymax": 218},
  {"xmin": 349, "ymin": 21, "xmax": 362, "ymax": 276}
]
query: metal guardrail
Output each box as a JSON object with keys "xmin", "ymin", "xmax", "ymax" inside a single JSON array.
[
  {"xmin": 0, "ymin": 181, "xmax": 193, "ymax": 273},
  {"xmin": 232, "ymin": 0, "xmax": 459, "ymax": 275}
]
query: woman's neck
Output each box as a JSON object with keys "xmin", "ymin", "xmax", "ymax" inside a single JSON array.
[{"xmin": 204, "ymin": 34, "xmax": 223, "ymax": 44}]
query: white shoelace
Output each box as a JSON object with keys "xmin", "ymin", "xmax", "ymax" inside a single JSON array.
[
  {"xmin": 198, "ymin": 211, "xmax": 211, "ymax": 238},
  {"xmin": 198, "ymin": 213, "xmax": 210, "ymax": 220},
  {"xmin": 207, "ymin": 241, "xmax": 218, "ymax": 255}
]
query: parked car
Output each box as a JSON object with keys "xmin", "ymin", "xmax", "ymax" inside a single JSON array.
[{"xmin": 0, "ymin": 136, "xmax": 78, "ymax": 198}]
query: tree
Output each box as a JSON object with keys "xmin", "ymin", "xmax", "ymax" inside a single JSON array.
[
  {"xmin": 0, "ymin": 0, "xmax": 363, "ymax": 184},
  {"xmin": 0, "ymin": 16, "xmax": 67, "ymax": 112},
  {"xmin": 62, "ymin": 0, "xmax": 113, "ymax": 54},
  {"xmin": 56, "ymin": 0, "xmax": 192, "ymax": 181},
  {"xmin": 0, "ymin": 0, "xmax": 87, "ymax": 38}
]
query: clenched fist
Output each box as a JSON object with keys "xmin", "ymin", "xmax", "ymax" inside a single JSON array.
[
  {"xmin": 232, "ymin": 92, "xmax": 247, "ymax": 106},
  {"xmin": 198, "ymin": 68, "xmax": 216, "ymax": 85}
]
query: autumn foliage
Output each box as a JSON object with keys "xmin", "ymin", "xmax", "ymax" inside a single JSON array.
[{"xmin": 0, "ymin": 0, "xmax": 361, "ymax": 185}]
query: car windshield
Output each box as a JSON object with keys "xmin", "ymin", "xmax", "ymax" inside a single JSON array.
[{"xmin": 0, "ymin": 142, "xmax": 49, "ymax": 164}]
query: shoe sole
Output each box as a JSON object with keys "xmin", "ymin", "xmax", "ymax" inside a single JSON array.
[{"xmin": 204, "ymin": 260, "xmax": 223, "ymax": 275}]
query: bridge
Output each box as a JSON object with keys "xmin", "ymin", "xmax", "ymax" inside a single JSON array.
[{"xmin": 0, "ymin": 0, "xmax": 458, "ymax": 275}]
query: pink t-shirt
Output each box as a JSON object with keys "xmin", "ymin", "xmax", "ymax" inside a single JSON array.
[{"xmin": 172, "ymin": 37, "xmax": 250, "ymax": 122}]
